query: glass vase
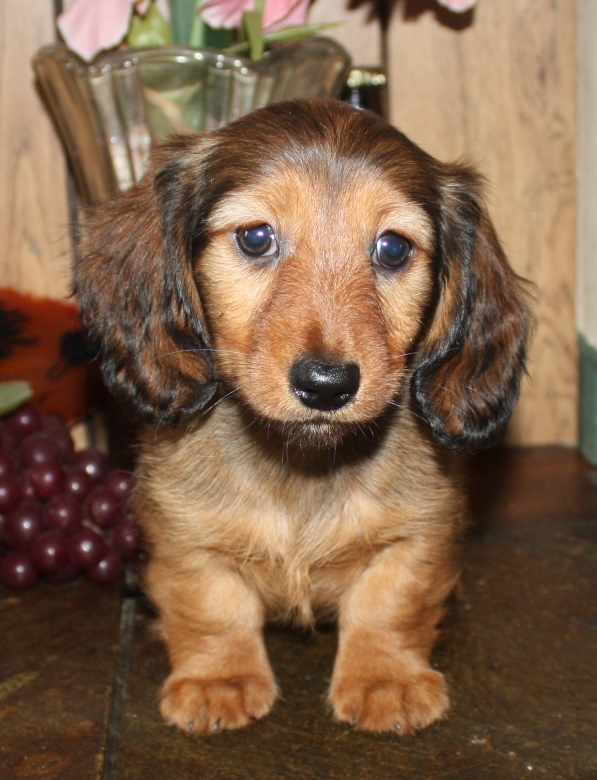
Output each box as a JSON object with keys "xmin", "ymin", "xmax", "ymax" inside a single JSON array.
[{"xmin": 32, "ymin": 39, "xmax": 351, "ymax": 204}]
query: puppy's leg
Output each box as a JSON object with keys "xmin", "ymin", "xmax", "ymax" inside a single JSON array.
[
  {"xmin": 330, "ymin": 538, "xmax": 458, "ymax": 734},
  {"xmin": 146, "ymin": 559, "xmax": 277, "ymax": 735}
]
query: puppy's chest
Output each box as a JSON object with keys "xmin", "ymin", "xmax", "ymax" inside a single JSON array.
[
  {"xmin": 144, "ymin": 421, "xmax": 447, "ymax": 623},
  {"xmin": 208, "ymin": 472, "xmax": 377, "ymax": 565},
  {"xmin": 201, "ymin": 474, "xmax": 402, "ymax": 624}
]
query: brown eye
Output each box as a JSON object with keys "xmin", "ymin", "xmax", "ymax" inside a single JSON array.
[
  {"xmin": 236, "ymin": 224, "xmax": 278, "ymax": 258},
  {"xmin": 374, "ymin": 232, "xmax": 413, "ymax": 270}
]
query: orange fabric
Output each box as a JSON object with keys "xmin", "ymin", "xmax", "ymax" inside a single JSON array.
[{"xmin": 0, "ymin": 288, "xmax": 103, "ymax": 422}]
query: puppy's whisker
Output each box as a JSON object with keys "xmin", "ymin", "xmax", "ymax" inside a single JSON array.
[
  {"xmin": 152, "ymin": 413, "xmax": 169, "ymax": 442},
  {"xmin": 148, "ymin": 347, "xmax": 250, "ymax": 365},
  {"xmin": 386, "ymin": 399, "xmax": 429, "ymax": 425},
  {"xmin": 389, "ymin": 350, "xmax": 420, "ymax": 360},
  {"xmin": 194, "ymin": 386, "xmax": 240, "ymax": 423},
  {"xmin": 330, "ymin": 442, "xmax": 338, "ymax": 470}
]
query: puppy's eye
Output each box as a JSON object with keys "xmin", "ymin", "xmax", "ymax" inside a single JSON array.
[
  {"xmin": 374, "ymin": 232, "xmax": 413, "ymax": 270},
  {"xmin": 236, "ymin": 224, "xmax": 278, "ymax": 258}
]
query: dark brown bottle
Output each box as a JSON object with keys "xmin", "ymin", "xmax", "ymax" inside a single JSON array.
[{"xmin": 342, "ymin": 67, "xmax": 388, "ymax": 119}]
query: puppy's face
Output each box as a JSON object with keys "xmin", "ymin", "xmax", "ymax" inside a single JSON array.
[
  {"xmin": 75, "ymin": 99, "xmax": 531, "ymax": 453},
  {"xmin": 198, "ymin": 158, "xmax": 437, "ymax": 444}
]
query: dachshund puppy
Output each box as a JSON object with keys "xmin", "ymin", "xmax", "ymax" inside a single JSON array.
[{"xmin": 74, "ymin": 99, "xmax": 532, "ymax": 736}]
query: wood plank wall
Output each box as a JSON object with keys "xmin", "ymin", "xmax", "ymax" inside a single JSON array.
[
  {"xmin": 0, "ymin": 0, "xmax": 578, "ymax": 445},
  {"xmin": 0, "ymin": 0, "xmax": 71, "ymax": 299},
  {"xmin": 385, "ymin": 0, "xmax": 578, "ymax": 446},
  {"xmin": 578, "ymin": 0, "xmax": 597, "ymax": 349}
]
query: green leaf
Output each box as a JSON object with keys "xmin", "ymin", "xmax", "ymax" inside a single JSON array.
[
  {"xmin": 263, "ymin": 23, "xmax": 338, "ymax": 43},
  {"xmin": 226, "ymin": 23, "xmax": 337, "ymax": 56},
  {"xmin": 127, "ymin": 4, "xmax": 172, "ymax": 48},
  {"xmin": 189, "ymin": 3, "xmax": 206, "ymax": 48},
  {"xmin": 0, "ymin": 382, "xmax": 33, "ymax": 416}
]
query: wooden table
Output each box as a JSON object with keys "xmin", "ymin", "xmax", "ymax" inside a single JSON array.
[{"xmin": 1, "ymin": 447, "xmax": 596, "ymax": 779}]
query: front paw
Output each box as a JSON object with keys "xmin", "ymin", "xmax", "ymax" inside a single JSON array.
[
  {"xmin": 330, "ymin": 667, "xmax": 449, "ymax": 734},
  {"xmin": 160, "ymin": 673, "xmax": 277, "ymax": 735}
]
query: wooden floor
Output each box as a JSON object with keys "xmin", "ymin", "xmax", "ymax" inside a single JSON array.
[{"xmin": 1, "ymin": 446, "xmax": 596, "ymax": 780}]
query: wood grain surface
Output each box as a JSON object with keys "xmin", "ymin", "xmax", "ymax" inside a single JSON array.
[{"xmin": 0, "ymin": 0, "xmax": 72, "ymax": 299}]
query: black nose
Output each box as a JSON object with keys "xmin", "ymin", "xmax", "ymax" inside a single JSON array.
[{"xmin": 290, "ymin": 357, "xmax": 360, "ymax": 412}]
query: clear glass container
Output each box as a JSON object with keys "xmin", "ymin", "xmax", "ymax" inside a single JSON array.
[{"xmin": 32, "ymin": 39, "xmax": 351, "ymax": 204}]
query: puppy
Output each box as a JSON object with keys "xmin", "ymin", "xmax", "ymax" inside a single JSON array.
[{"xmin": 74, "ymin": 99, "xmax": 532, "ymax": 736}]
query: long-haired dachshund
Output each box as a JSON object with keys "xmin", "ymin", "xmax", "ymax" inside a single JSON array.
[{"xmin": 74, "ymin": 99, "xmax": 532, "ymax": 736}]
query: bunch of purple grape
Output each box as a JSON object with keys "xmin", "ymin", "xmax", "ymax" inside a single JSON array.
[{"xmin": 0, "ymin": 405, "xmax": 142, "ymax": 590}]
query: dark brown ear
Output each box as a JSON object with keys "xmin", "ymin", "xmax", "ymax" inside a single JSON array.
[
  {"xmin": 412, "ymin": 165, "xmax": 534, "ymax": 452},
  {"xmin": 74, "ymin": 138, "xmax": 217, "ymax": 424}
]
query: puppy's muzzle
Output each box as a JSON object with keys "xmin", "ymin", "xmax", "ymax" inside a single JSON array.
[{"xmin": 290, "ymin": 357, "xmax": 360, "ymax": 412}]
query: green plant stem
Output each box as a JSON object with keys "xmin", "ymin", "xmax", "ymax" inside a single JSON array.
[
  {"xmin": 242, "ymin": 8, "xmax": 265, "ymax": 61},
  {"xmin": 190, "ymin": 0, "xmax": 206, "ymax": 47},
  {"xmin": 169, "ymin": 0, "xmax": 198, "ymax": 45},
  {"xmin": 226, "ymin": 22, "xmax": 337, "ymax": 56}
]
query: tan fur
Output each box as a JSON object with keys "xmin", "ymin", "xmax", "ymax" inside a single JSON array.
[
  {"xmin": 134, "ymin": 154, "xmax": 462, "ymax": 736},
  {"xmin": 74, "ymin": 99, "xmax": 532, "ymax": 737}
]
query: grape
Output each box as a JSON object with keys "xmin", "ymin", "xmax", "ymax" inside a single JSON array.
[
  {"xmin": 42, "ymin": 415, "xmax": 75, "ymax": 462},
  {"xmin": 86, "ymin": 551, "xmax": 123, "ymax": 585},
  {"xmin": 3, "ymin": 501, "xmax": 42, "ymax": 550},
  {"xmin": 19, "ymin": 433, "xmax": 62, "ymax": 468},
  {"xmin": 68, "ymin": 527, "xmax": 107, "ymax": 569},
  {"xmin": 30, "ymin": 461, "xmax": 66, "ymax": 501},
  {"xmin": 17, "ymin": 469, "xmax": 37, "ymax": 501},
  {"xmin": 104, "ymin": 469, "xmax": 133, "ymax": 501},
  {"xmin": 63, "ymin": 467, "xmax": 93, "ymax": 502},
  {"xmin": 0, "ymin": 551, "xmax": 38, "ymax": 590},
  {"xmin": 30, "ymin": 530, "xmax": 70, "ymax": 574},
  {"xmin": 111, "ymin": 517, "xmax": 141, "ymax": 560},
  {"xmin": 0, "ymin": 425, "xmax": 20, "ymax": 452},
  {"xmin": 6, "ymin": 405, "xmax": 43, "ymax": 439},
  {"xmin": 74, "ymin": 449, "xmax": 111, "ymax": 485},
  {"xmin": 86, "ymin": 486, "xmax": 122, "ymax": 528},
  {"xmin": 0, "ymin": 475, "xmax": 21, "ymax": 513},
  {"xmin": 0, "ymin": 450, "xmax": 16, "ymax": 478},
  {"xmin": 0, "ymin": 404, "xmax": 145, "ymax": 591},
  {"xmin": 43, "ymin": 494, "xmax": 83, "ymax": 535}
]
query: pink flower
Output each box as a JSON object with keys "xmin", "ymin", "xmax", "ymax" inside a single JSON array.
[
  {"xmin": 436, "ymin": 0, "xmax": 478, "ymax": 11},
  {"xmin": 58, "ymin": 0, "xmax": 137, "ymax": 61},
  {"xmin": 200, "ymin": 0, "xmax": 311, "ymax": 33}
]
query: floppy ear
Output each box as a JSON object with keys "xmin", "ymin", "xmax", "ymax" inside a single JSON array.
[
  {"xmin": 412, "ymin": 165, "xmax": 534, "ymax": 452},
  {"xmin": 74, "ymin": 138, "xmax": 217, "ymax": 424}
]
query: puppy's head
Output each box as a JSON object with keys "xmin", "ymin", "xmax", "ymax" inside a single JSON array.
[{"xmin": 75, "ymin": 99, "xmax": 532, "ymax": 452}]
